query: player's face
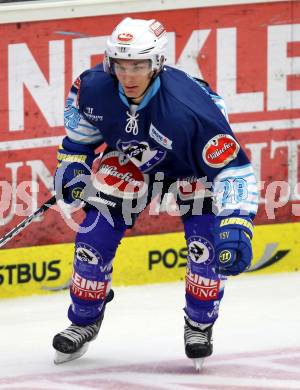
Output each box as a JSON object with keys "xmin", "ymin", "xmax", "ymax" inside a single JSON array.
[{"xmin": 113, "ymin": 59, "xmax": 154, "ymax": 102}]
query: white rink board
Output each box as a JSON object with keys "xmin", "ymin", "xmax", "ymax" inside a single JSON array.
[
  {"xmin": 0, "ymin": 272, "xmax": 299, "ymax": 389},
  {"xmin": 0, "ymin": 0, "xmax": 288, "ymax": 23}
]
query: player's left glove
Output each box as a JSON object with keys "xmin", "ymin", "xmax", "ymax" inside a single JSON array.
[
  {"xmin": 213, "ymin": 216, "xmax": 254, "ymax": 276},
  {"xmin": 54, "ymin": 137, "xmax": 95, "ymax": 206}
]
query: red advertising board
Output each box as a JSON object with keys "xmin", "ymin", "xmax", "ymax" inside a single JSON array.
[{"xmin": 0, "ymin": 1, "xmax": 299, "ymax": 248}]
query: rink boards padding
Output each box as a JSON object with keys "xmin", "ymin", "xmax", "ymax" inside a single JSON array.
[
  {"xmin": 0, "ymin": 221, "xmax": 299, "ymax": 299},
  {"xmin": 0, "ymin": 1, "xmax": 300, "ymax": 250}
]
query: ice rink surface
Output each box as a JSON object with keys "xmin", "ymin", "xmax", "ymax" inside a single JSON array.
[{"xmin": 1, "ymin": 272, "xmax": 300, "ymax": 390}]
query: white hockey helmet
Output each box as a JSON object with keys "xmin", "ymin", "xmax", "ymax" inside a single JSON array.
[{"xmin": 104, "ymin": 17, "xmax": 168, "ymax": 75}]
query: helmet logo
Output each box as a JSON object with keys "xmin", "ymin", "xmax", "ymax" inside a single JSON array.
[
  {"xmin": 149, "ymin": 21, "xmax": 166, "ymax": 37},
  {"xmin": 117, "ymin": 33, "xmax": 133, "ymax": 42}
]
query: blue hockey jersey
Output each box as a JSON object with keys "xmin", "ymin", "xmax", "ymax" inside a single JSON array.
[{"xmin": 63, "ymin": 64, "xmax": 258, "ymax": 216}]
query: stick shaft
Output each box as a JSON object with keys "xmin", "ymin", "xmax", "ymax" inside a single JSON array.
[{"xmin": 0, "ymin": 195, "xmax": 57, "ymax": 249}]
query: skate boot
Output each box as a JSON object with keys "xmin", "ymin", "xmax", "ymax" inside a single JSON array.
[
  {"xmin": 184, "ymin": 317, "xmax": 213, "ymax": 372},
  {"xmin": 53, "ymin": 289, "xmax": 114, "ymax": 364}
]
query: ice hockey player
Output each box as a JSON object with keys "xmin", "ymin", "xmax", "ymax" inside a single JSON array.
[{"xmin": 53, "ymin": 17, "xmax": 258, "ymax": 370}]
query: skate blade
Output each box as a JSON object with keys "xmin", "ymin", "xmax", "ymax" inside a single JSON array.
[
  {"xmin": 192, "ymin": 358, "xmax": 205, "ymax": 372},
  {"xmin": 54, "ymin": 342, "xmax": 90, "ymax": 364}
]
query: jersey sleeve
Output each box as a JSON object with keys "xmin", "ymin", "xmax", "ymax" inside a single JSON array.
[
  {"xmin": 64, "ymin": 76, "xmax": 104, "ymax": 147},
  {"xmin": 212, "ymin": 163, "xmax": 258, "ymax": 218},
  {"xmin": 188, "ymin": 82, "xmax": 258, "ymax": 218},
  {"xmin": 192, "ymin": 77, "xmax": 229, "ymax": 122}
]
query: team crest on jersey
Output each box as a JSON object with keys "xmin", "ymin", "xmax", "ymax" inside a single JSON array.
[
  {"xmin": 116, "ymin": 140, "xmax": 166, "ymax": 173},
  {"xmin": 187, "ymin": 236, "xmax": 214, "ymax": 265},
  {"xmin": 203, "ymin": 134, "xmax": 240, "ymax": 168}
]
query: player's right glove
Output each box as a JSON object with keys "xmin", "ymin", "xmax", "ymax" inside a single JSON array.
[
  {"xmin": 54, "ymin": 137, "xmax": 96, "ymax": 206},
  {"xmin": 213, "ymin": 216, "xmax": 254, "ymax": 276}
]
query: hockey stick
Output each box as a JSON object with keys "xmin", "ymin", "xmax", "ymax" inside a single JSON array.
[{"xmin": 0, "ymin": 195, "xmax": 57, "ymax": 249}]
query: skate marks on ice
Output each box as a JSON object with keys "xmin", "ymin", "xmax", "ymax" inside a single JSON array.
[{"xmin": 1, "ymin": 348, "xmax": 300, "ymax": 390}]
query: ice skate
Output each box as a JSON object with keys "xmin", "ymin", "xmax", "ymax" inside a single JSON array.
[
  {"xmin": 53, "ymin": 319, "xmax": 102, "ymax": 364},
  {"xmin": 53, "ymin": 290, "xmax": 114, "ymax": 364},
  {"xmin": 184, "ymin": 318, "xmax": 213, "ymax": 372}
]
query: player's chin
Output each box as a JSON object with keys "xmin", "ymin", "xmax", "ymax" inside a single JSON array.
[{"xmin": 124, "ymin": 88, "xmax": 139, "ymax": 96}]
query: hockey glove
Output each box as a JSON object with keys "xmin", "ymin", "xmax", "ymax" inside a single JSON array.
[
  {"xmin": 54, "ymin": 137, "xmax": 96, "ymax": 205},
  {"xmin": 213, "ymin": 216, "xmax": 253, "ymax": 276}
]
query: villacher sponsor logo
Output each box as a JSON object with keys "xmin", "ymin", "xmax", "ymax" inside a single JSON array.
[
  {"xmin": 93, "ymin": 151, "xmax": 147, "ymax": 199},
  {"xmin": 208, "ymin": 142, "xmax": 234, "ymax": 159},
  {"xmin": 99, "ymin": 164, "xmax": 142, "ymax": 188},
  {"xmin": 203, "ymin": 134, "xmax": 240, "ymax": 168}
]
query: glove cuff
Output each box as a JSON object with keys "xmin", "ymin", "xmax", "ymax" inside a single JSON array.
[
  {"xmin": 58, "ymin": 137, "xmax": 96, "ymax": 167},
  {"xmin": 216, "ymin": 216, "xmax": 253, "ymax": 238}
]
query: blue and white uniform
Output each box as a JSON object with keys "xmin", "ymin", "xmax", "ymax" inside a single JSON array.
[{"xmin": 62, "ymin": 64, "xmax": 258, "ymax": 327}]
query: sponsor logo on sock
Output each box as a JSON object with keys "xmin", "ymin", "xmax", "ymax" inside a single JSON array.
[
  {"xmin": 71, "ymin": 271, "xmax": 107, "ymax": 300},
  {"xmin": 186, "ymin": 269, "xmax": 220, "ymax": 300}
]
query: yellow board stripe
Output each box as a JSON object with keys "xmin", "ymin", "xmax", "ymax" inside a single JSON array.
[{"xmin": 0, "ymin": 222, "xmax": 299, "ymax": 299}]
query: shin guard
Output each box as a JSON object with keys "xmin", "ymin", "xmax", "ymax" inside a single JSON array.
[
  {"xmin": 183, "ymin": 214, "xmax": 226, "ymax": 326},
  {"xmin": 68, "ymin": 209, "xmax": 127, "ymax": 325}
]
